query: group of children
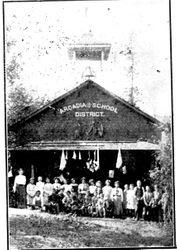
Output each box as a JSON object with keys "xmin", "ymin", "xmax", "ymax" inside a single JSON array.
[{"xmin": 11, "ymin": 168, "xmax": 169, "ymax": 222}]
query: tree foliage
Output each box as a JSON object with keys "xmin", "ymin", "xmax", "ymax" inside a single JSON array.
[{"xmin": 149, "ymin": 121, "xmax": 173, "ymax": 221}]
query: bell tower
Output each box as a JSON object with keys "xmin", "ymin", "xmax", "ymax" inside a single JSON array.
[{"xmin": 67, "ymin": 8, "xmax": 111, "ymax": 82}]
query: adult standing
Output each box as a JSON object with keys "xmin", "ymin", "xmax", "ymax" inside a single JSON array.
[
  {"xmin": 102, "ymin": 179, "xmax": 112, "ymax": 201},
  {"xmin": 151, "ymin": 184, "xmax": 162, "ymax": 222},
  {"xmin": 134, "ymin": 180, "xmax": 145, "ymax": 220},
  {"xmin": 111, "ymin": 181, "xmax": 123, "ymax": 218},
  {"xmin": 13, "ymin": 168, "xmax": 26, "ymax": 208}
]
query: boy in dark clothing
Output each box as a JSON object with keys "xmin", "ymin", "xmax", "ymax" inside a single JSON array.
[{"xmin": 47, "ymin": 189, "xmax": 60, "ymax": 214}]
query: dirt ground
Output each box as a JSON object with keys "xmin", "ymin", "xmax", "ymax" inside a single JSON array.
[{"xmin": 8, "ymin": 208, "xmax": 174, "ymax": 249}]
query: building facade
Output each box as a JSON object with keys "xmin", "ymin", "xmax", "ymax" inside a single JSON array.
[{"xmin": 9, "ymin": 80, "xmax": 161, "ymax": 184}]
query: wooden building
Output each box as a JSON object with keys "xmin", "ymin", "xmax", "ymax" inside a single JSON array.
[{"xmin": 8, "ymin": 80, "xmax": 161, "ymax": 185}]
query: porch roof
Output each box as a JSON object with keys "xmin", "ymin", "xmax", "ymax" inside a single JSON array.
[{"xmin": 9, "ymin": 140, "xmax": 160, "ymax": 151}]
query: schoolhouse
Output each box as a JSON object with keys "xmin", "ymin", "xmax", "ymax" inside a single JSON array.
[
  {"xmin": 8, "ymin": 79, "xmax": 161, "ymax": 185},
  {"xmin": 8, "ymin": 28, "xmax": 162, "ymax": 185}
]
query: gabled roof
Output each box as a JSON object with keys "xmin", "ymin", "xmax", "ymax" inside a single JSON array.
[{"xmin": 10, "ymin": 80, "xmax": 161, "ymax": 129}]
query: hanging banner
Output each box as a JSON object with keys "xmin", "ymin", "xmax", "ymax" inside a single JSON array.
[
  {"xmin": 59, "ymin": 150, "xmax": 66, "ymax": 170},
  {"xmin": 65, "ymin": 150, "xmax": 68, "ymax": 160},
  {"xmin": 79, "ymin": 151, "xmax": 82, "ymax": 160},
  {"xmin": 95, "ymin": 148, "xmax": 100, "ymax": 171},
  {"xmin": 109, "ymin": 170, "xmax": 114, "ymax": 178},
  {"xmin": 72, "ymin": 151, "xmax": 77, "ymax": 160},
  {"xmin": 116, "ymin": 148, "xmax": 122, "ymax": 169},
  {"xmin": 122, "ymin": 165, "xmax": 127, "ymax": 174}
]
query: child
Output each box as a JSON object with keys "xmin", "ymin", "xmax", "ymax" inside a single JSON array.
[
  {"xmin": 96, "ymin": 193, "xmax": 105, "ymax": 217},
  {"xmin": 127, "ymin": 184, "xmax": 136, "ymax": 218},
  {"xmin": 90, "ymin": 193, "xmax": 98, "ymax": 217},
  {"xmin": 62, "ymin": 191, "xmax": 72, "ymax": 213},
  {"xmin": 143, "ymin": 185, "xmax": 153, "ymax": 221},
  {"xmin": 62, "ymin": 179, "xmax": 72, "ymax": 195},
  {"xmin": 58, "ymin": 188, "xmax": 65, "ymax": 212},
  {"xmin": 111, "ymin": 181, "xmax": 123, "ymax": 218},
  {"xmin": 47, "ymin": 189, "xmax": 60, "ymax": 214},
  {"xmin": 36, "ymin": 176, "xmax": 44, "ymax": 207},
  {"xmin": 13, "ymin": 168, "xmax": 26, "ymax": 208},
  {"xmin": 26, "ymin": 177, "xmax": 36, "ymax": 209},
  {"xmin": 70, "ymin": 195, "xmax": 79, "ymax": 216},
  {"xmin": 43, "ymin": 177, "xmax": 53, "ymax": 211},
  {"xmin": 95, "ymin": 180, "xmax": 102, "ymax": 197},
  {"xmin": 34, "ymin": 190, "xmax": 42, "ymax": 210},
  {"xmin": 89, "ymin": 179, "xmax": 97, "ymax": 197},
  {"xmin": 53, "ymin": 177, "xmax": 61, "ymax": 192},
  {"xmin": 80, "ymin": 191, "xmax": 92, "ymax": 216},
  {"xmin": 123, "ymin": 184, "xmax": 129, "ymax": 216},
  {"xmin": 103, "ymin": 199, "xmax": 114, "ymax": 218},
  {"xmin": 151, "ymin": 184, "xmax": 161, "ymax": 222},
  {"xmin": 70, "ymin": 178, "xmax": 78, "ymax": 193},
  {"xmin": 159, "ymin": 186, "xmax": 170, "ymax": 223},
  {"xmin": 78, "ymin": 177, "xmax": 89, "ymax": 197}
]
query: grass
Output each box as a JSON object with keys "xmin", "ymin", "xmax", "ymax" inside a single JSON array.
[{"xmin": 9, "ymin": 208, "xmax": 174, "ymax": 249}]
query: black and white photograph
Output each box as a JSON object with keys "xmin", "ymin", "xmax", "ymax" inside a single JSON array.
[{"xmin": 3, "ymin": 0, "xmax": 176, "ymax": 249}]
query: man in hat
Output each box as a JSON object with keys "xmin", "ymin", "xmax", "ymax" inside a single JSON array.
[{"xmin": 13, "ymin": 168, "xmax": 26, "ymax": 208}]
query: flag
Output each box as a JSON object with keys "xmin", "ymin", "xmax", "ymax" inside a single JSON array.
[
  {"xmin": 79, "ymin": 151, "xmax": 82, "ymax": 160},
  {"xmin": 94, "ymin": 148, "xmax": 100, "ymax": 171},
  {"xmin": 116, "ymin": 148, "xmax": 122, "ymax": 169},
  {"xmin": 65, "ymin": 150, "xmax": 68, "ymax": 160},
  {"xmin": 122, "ymin": 165, "xmax": 127, "ymax": 174},
  {"xmin": 72, "ymin": 150, "xmax": 77, "ymax": 159},
  {"xmin": 31, "ymin": 164, "xmax": 35, "ymax": 178},
  {"xmin": 59, "ymin": 150, "xmax": 66, "ymax": 170}
]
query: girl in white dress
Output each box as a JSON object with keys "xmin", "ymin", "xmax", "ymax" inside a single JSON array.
[
  {"xmin": 36, "ymin": 176, "xmax": 44, "ymax": 207},
  {"xmin": 127, "ymin": 183, "xmax": 136, "ymax": 217},
  {"xmin": 43, "ymin": 177, "xmax": 53, "ymax": 210},
  {"xmin": 26, "ymin": 177, "xmax": 36, "ymax": 209}
]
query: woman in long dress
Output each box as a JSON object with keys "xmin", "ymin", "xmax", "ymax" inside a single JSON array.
[
  {"xmin": 111, "ymin": 181, "xmax": 123, "ymax": 217},
  {"xmin": 13, "ymin": 168, "xmax": 26, "ymax": 208}
]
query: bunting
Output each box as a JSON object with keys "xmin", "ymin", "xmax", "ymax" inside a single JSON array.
[
  {"xmin": 95, "ymin": 147, "xmax": 100, "ymax": 171},
  {"xmin": 86, "ymin": 149, "xmax": 100, "ymax": 172}
]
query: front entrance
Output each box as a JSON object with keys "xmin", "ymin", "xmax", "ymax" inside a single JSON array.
[{"xmin": 9, "ymin": 149, "xmax": 155, "ymax": 187}]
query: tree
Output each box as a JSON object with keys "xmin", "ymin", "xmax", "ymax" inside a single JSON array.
[
  {"xmin": 149, "ymin": 121, "xmax": 173, "ymax": 222},
  {"xmin": 119, "ymin": 33, "xmax": 143, "ymax": 107}
]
